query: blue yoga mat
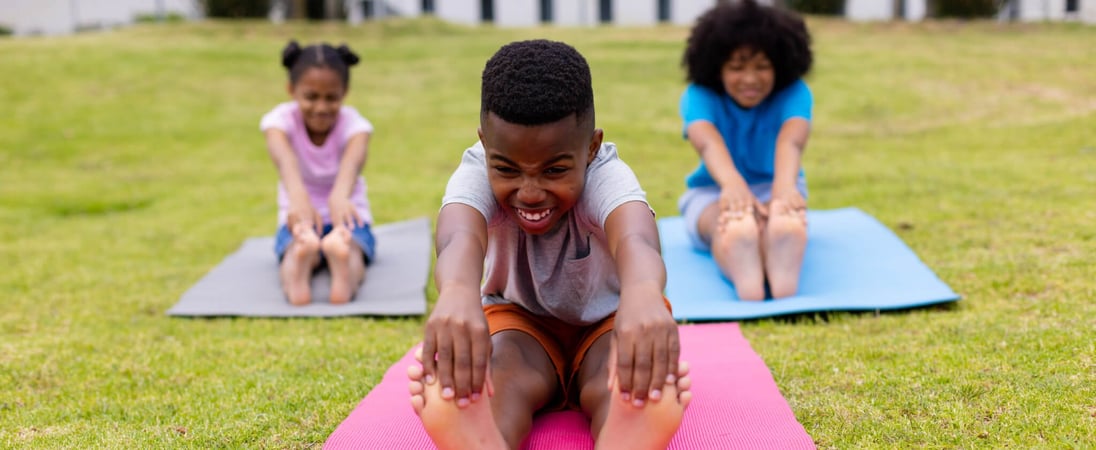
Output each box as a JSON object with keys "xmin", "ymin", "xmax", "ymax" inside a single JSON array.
[{"xmin": 660, "ymin": 207, "xmax": 959, "ymax": 321}]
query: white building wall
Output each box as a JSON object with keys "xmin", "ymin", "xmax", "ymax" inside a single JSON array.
[
  {"xmin": 555, "ymin": 0, "xmax": 598, "ymax": 26},
  {"xmin": 671, "ymin": 0, "xmax": 714, "ymax": 26},
  {"xmin": 904, "ymin": 0, "xmax": 926, "ymax": 21},
  {"xmin": 613, "ymin": 0, "xmax": 656, "ymax": 25},
  {"xmin": 2, "ymin": 0, "xmax": 200, "ymax": 36},
  {"xmin": 1083, "ymin": 0, "xmax": 1096, "ymax": 23},
  {"xmin": 437, "ymin": 0, "xmax": 479, "ymax": 24},
  {"xmin": 496, "ymin": 0, "xmax": 539, "ymax": 27},
  {"xmin": 383, "ymin": 0, "xmax": 422, "ymax": 16},
  {"xmin": 844, "ymin": 0, "xmax": 894, "ymax": 21},
  {"xmin": 1018, "ymin": 0, "xmax": 1064, "ymax": 21}
]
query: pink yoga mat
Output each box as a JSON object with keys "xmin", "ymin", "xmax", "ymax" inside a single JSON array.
[{"xmin": 324, "ymin": 323, "xmax": 815, "ymax": 449}]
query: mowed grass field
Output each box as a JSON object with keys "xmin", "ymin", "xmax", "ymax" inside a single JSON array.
[{"xmin": 1, "ymin": 16, "xmax": 1094, "ymax": 448}]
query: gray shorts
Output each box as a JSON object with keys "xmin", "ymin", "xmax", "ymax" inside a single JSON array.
[{"xmin": 677, "ymin": 179, "xmax": 808, "ymax": 252}]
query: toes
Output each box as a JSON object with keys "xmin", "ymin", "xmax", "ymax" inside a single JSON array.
[
  {"xmin": 678, "ymin": 390, "xmax": 693, "ymax": 408},
  {"xmin": 410, "ymin": 393, "xmax": 425, "ymax": 415},
  {"xmin": 408, "ymin": 364, "xmax": 424, "ymax": 381}
]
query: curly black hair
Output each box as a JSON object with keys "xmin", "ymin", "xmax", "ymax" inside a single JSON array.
[
  {"xmin": 682, "ymin": 0, "xmax": 812, "ymax": 94},
  {"xmin": 281, "ymin": 40, "xmax": 361, "ymax": 88},
  {"xmin": 480, "ymin": 39, "xmax": 594, "ymax": 128}
]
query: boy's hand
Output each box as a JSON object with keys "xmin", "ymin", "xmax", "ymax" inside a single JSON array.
[
  {"xmin": 611, "ymin": 293, "xmax": 679, "ymax": 407},
  {"xmin": 719, "ymin": 180, "xmax": 763, "ymax": 221},
  {"xmin": 421, "ymin": 284, "xmax": 491, "ymax": 408},
  {"xmin": 769, "ymin": 185, "xmax": 806, "ymax": 222},
  {"xmin": 329, "ymin": 197, "xmax": 363, "ymax": 229}
]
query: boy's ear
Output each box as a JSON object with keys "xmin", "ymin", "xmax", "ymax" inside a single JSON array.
[
  {"xmin": 286, "ymin": 82, "xmax": 294, "ymax": 97},
  {"xmin": 477, "ymin": 127, "xmax": 486, "ymax": 145},
  {"xmin": 587, "ymin": 128, "xmax": 604, "ymax": 164}
]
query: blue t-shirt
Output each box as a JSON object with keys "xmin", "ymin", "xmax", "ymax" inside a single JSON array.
[{"xmin": 680, "ymin": 79, "xmax": 812, "ymax": 188}]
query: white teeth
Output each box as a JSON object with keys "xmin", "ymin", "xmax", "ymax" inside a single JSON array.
[{"xmin": 517, "ymin": 209, "xmax": 550, "ymax": 222}]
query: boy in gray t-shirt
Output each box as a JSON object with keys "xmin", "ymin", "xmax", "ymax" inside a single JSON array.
[{"xmin": 407, "ymin": 40, "xmax": 692, "ymax": 449}]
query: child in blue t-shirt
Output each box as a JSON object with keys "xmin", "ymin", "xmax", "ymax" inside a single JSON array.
[{"xmin": 678, "ymin": 0, "xmax": 814, "ymax": 300}]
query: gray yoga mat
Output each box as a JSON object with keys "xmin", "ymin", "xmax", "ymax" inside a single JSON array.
[{"xmin": 168, "ymin": 217, "xmax": 431, "ymax": 317}]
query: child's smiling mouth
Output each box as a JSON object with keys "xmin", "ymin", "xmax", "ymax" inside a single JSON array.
[{"xmin": 516, "ymin": 207, "xmax": 552, "ymax": 223}]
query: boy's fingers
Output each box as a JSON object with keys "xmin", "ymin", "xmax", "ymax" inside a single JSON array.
[
  {"xmin": 451, "ymin": 332, "xmax": 472, "ymax": 400},
  {"xmin": 420, "ymin": 334, "xmax": 437, "ymax": 382},
  {"xmin": 434, "ymin": 330, "xmax": 455, "ymax": 398},
  {"xmin": 614, "ymin": 333, "xmax": 635, "ymax": 398},
  {"xmin": 649, "ymin": 337, "xmax": 668, "ymax": 399},
  {"xmin": 631, "ymin": 341, "xmax": 652, "ymax": 403},
  {"xmin": 667, "ymin": 329, "xmax": 681, "ymax": 384},
  {"xmin": 470, "ymin": 331, "xmax": 490, "ymax": 396}
]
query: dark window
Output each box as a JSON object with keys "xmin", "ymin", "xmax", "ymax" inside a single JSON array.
[
  {"xmin": 599, "ymin": 0, "xmax": 612, "ymax": 23},
  {"xmin": 481, "ymin": 0, "xmax": 494, "ymax": 22},
  {"xmin": 540, "ymin": 0, "xmax": 553, "ymax": 23},
  {"xmin": 422, "ymin": 0, "xmax": 434, "ymax": 14},
  {"xmin": 1066, "ymin": 0, "xmax": 1078, "ymax": 12},
  {"xmin": 658, "ymin": 0, "xmax": 670, "ymax": 22}
]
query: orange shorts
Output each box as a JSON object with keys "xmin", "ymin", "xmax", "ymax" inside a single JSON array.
[{"xmin": 483, "ymin": 299, "xmax": 672, "ymax": 411}]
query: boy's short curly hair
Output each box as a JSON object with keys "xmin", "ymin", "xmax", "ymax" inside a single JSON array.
[
  {"xmin": 682, "ymin": 0, "xmax": 812, "ymax": 94},
  {"xmin": 481, "ymin": 39, "xmax": 594, "ymax": 128}
]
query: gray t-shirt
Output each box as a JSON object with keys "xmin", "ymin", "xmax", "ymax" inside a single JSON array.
[{"xmin": 442, "ymin": 141, "xmax": 649, "ymax": 325}]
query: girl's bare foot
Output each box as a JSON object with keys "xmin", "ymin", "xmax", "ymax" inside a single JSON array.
[
  {"xmin": 321, "ymin": 227, "xmax": 365, "ymax": 304},
  {"xmin": 407, "ymin": 348, "xmax": 507, "ymax": 450},
  {"xmin": 280, "ymin": 225, "xmax": 320, "ymax": 306},
  {"xmin": 595, "ymin": 362, "xmax": 692, "ymax": 450}
]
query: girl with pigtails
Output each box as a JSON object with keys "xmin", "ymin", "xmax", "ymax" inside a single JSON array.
[{"xmin": 261, "ymin": 40, "xmax": 377, "ymax": 306}]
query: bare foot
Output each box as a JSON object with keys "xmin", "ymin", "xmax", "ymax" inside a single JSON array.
[
  {"xmin": 280, "ymin": 225, "xmax": 320, "ymax": 306},
  {"xmin": 595, "ymin": 362, "xmax": 692, "ymax": 450},
  {"xmin": 713, "ymin": 211, "xmax": 765, "ymax": 301},
  {"xmin": 322, "ymin": 227, "xmax": 365, "ymax": 304},
  {"xmin": 763, "ymin": 210, "xmax": 807, "ymax": 299},
  {"xmin": 408, "ymin": 348, "xmax": 507, "ymax": 450}
]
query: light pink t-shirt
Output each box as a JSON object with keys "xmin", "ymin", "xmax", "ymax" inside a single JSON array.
[{"xmin": 260, "ymin": 102, "xmax": 374, "ymax": 226}]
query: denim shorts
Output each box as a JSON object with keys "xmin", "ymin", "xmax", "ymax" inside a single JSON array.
[
  {"xmin": 677, "ymin": 179, "xmax": 807, "ymax": 252},
  {"xmin": 274, "ymin": 223, "xmax": 376, "ymax": 264}
]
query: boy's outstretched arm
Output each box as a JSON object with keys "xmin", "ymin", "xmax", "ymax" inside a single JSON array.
[
  {"xmin": 422, "ymin": 203, "xmax": 492, "ymax": 407},
  {"xmin": 604, "ymin": 201, "xmax": 680, "ymax": 406}
]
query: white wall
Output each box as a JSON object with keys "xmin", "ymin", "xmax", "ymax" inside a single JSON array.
[
  {"xmin": 671, "ymin": 0, "xmax": 712, "ymax": 26},
  {"xmin": 496, "ymin": 0, "xmax": 539, "ymax": 27},
  {"xmin": 554, "ymin": 0, "xmax": 598, "ymax": 26},
  {"xmin": 436, "ymin": 0, "xmax": 479, "ymax": 24},
  {"xmin": 1083, "ymin": 0, "xmax": 1096, "ymax": 23},
  {"xmin": 385, "ymin": 0, "xmax": 423, "ymax": 16},
  {"xmin": 613, "ymin": 0, "xmax": 656, "ymax": 25},
  {"xmin": 844, "ymin": 0, "xmax": 893, "ymax": 21},
  {"xmin": 1, "ymin": 0, "xmax": 201, "ymax": 36},
  {"xmin": 1017, "ymin": 0, "xmax": 1065, "ymax": 21},
  {"xmin": 904, "ymin": 0, "xmax": 926, "ymax": 21}
]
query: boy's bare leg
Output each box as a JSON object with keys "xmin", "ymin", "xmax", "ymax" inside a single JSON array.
[
  {"xmin": 321, "ymin": 226, "xmax": 366, "ymax": 304},
  {"xmin": 702, "ymin": 203, "xmax": 765, "ymax": 301},
  {"xmin": 762, "ymin": 200, "xmax": 807, "ymax": 299},
  {"xmin": 408, "ymin": 330, "xmax": 558, "ymax": 449},
  {"xmin": 280, "ymin": 224, "xmax": 321, "ymax": 306},
  {"xmin": 578, "ymin": 335, "xmax": 692, "ymax": 450}
]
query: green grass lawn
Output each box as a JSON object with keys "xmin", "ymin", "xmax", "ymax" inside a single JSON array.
[{"xmin": 1, "ymin": 17, "xmax": 1094, "ymax": 448}]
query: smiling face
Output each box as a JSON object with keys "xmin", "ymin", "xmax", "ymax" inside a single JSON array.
[
  {"xmin": 720, "ymin": 46, "xmax": 775, "ymax": 109},
  {"xmin": 288, "ymin": 66, "xmax": 346, "ymax": 141},
  {"xmin": 479, "ymin": 112, "xmax": 603, "ymax": 235}
]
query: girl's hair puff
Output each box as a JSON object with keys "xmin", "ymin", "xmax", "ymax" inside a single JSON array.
[
  {"xmin": 281, "ymin": 40, "xmax": 361, "ymax": 88},
  {"xmin": 682, "ymin": 0, "xmax": 812, "ymax": 94}
]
